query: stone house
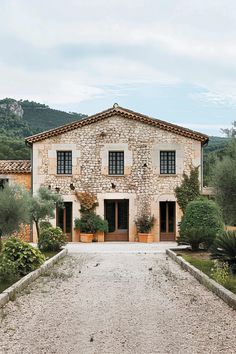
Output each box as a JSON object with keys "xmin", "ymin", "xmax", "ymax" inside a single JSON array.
[{"xmin": 25, "ymin": 105, "xmax": 208, "ymax": 243}]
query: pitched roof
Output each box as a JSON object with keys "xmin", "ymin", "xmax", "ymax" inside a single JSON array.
[
  {"xmin": 25, "ymin": 104, "xmax": 209, "ymax": 144},
  {"xmin": 0, "ymin": 160, "xmax": 31, "ymax": 174}
]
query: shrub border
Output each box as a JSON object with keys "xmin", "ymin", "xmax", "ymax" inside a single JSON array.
[
  {"xmin": 0, "ymin": 248, "xmax": 68, "ymax": 308},
  {"xmin": 166, "ymin": 248, "xmax": 236, "ymax": 310}
]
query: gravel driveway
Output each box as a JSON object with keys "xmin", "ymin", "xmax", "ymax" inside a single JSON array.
[{"xmin": 0, "ymin": 252, "xmax": 235, "ymax": 354}]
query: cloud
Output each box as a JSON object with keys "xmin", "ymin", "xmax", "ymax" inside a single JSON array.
[{"xmin": 0, "ymin": 0, "xmax": 236, "ymax": 121}]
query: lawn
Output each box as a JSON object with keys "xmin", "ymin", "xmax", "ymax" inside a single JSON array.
[
  {"xmin": 177, "ymin": 250, "xmax": 236, "ymax": 295},
  {"xmin": 0, "ymin": 250, "xmax": 58, "ymax": 294}
]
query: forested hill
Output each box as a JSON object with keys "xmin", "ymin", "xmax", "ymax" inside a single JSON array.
[
  {"xmin": 0, "ymin": 98, "xmax": 87, "ymax": 134},
  {"xmin": 0, "ymin": 98, "xmax": 87, "ymax": 159}
]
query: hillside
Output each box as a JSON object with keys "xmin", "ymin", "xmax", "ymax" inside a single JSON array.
[{"xmin": 0, "ymin": 98, "xmax": 87, "ymax": 159}]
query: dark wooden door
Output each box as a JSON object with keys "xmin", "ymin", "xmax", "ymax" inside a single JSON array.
[
  {"xmin": 57, "ymin": 202, "xmax": 72, "ymax": 242},
  {"xmin": 105, "ymin": 200, "xmax": 129, "ymax": 241},
  {"xmin": 160, "ymin": 202, "xmax": 176, "ymax": 241}
]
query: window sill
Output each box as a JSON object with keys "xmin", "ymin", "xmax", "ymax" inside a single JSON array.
[
  {"xmin": 159, "ymin": 174, "xmax": 177, "ymax": 177},
  {"xmin": 108, "ymin": 174, "xmax": 125, "ymax": 177},
  {"xmin": 56, "ymin": 174, "xmax": 73, "ymax": 177}
]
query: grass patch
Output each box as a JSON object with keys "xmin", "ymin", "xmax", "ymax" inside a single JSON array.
[
  {"xmin": 177, "ymin": 250, "xmax": 236, "ymax": 294},
  {"xmin": 41, "ymin": 251, "xmax": 58, "ymax": 260}
]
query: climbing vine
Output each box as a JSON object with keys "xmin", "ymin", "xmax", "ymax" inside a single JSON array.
[{"xmin": 174, "ymin": 166, "xmax": 200, "ymax": 214}]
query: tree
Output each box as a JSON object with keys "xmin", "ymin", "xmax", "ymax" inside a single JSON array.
[
  {"xmin": 174, "ymin": 166, "xmax": 200, "ymax": 214},
  {"xmin": 29, "ymin": 187, "xmax": 63, "ymax": 239},
  {"xmin": 0, "ymin": 185, "xmax": 30, "ymax": 251},
  {"xmin": 213, "ymin": 138, "xmax": 236, "ymax": 225},
  {"xmin": 221, "ymin": 121, "xmax": 236, "ymax": 138},
  {"xmin": 178, "ymin": 198, "xmax": 224, "ymax": 251}
]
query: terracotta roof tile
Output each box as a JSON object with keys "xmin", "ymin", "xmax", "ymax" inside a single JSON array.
[
  {"xmin": 25, "ymin": 105, "xmax": 209, "ymax": 144},
  {"xmin": 0, "ymin": 160, "xmax": 31, "ymax": 174}
]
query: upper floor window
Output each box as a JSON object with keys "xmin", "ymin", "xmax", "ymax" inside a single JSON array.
[
  {"xmin": 109, "ymin": 151, "xmax": 124, "ymax": 175},
  {"xmin": 57, "ymin": 151, "xmax": 72, "ymax": 175},
  {"xmin": 160, "ymin": 151, "xmax": 176, "ymax": 174}
]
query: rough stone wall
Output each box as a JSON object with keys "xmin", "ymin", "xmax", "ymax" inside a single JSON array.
[{"xmin": 32, "ymin": 115, "xmax": 202, "ymax": 241}]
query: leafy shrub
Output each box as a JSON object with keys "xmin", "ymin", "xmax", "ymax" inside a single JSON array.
[
  {"xmin": 3, "ymin": 237, "xmax": 45, "ymax": 275},
  {"xmin": 75, "ymin": 213, "xmax": 108, "ymax": 234},
  {"xmin": 210, "ymin": 231, "xmax": 236, "ymax": 272},
  {"xmin": 211, "ymin": 262, "xmax": 233, "ymax": 289},
  {"xmin": 178, "ymin": 199, "xmax": 224, "ymax": 251},
  {"xmin": 0, "ymin": 255, "xmax": 18, "ymax": 282},
  {"xmin": 38, "ymin": 227, "xmax": 67, "ymax": 252},
  {"xmin": 135, "ymin": 214, "xmax": 155, "ymax": 233},
  {"xmin": 39, "ymin": 221, "xmax": 52, "ymax": 230}
]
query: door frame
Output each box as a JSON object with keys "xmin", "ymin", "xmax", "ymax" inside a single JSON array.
[
  {"xmin": 104, "ymin": 199, "xmax": 129, "ymax": 242},
  {"xmin": 56, "ymin": 202, "xmax": 73, "ymax": 242},
  {"xmin": 159, "ymin": 201, "xmax": 176, "ymax": 241}
]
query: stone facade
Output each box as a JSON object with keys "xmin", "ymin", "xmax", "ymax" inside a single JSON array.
[{"xmin": 31, "ymin": 112, "xmax": 203, "ymax": 243}]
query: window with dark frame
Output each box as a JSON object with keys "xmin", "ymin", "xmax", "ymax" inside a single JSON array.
[
  {"xmin": 57, "ymin": 151, "xmax": 72, "ymax": 175},
  {"xmin": 160, "ymin": 151, "xmax": 176, "ymax": 174},
  {"xmin": 109, "ymin": 151, "xmax": 124, "ymax": 175}
]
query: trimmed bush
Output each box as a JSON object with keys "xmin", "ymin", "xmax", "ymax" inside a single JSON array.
[
  {"xmin": 210, "ymin": 231, "xmax": 236, "ymax": 273},
  {"xmin": 75, "ymin": 212, "xmax": 108, "ymax": 234},
  {"xmin": 39, "ymin": 221, "xmax": 52, "ymax": 230},
  {"xmin": 38, "ymin": 227, "xmax": 67, "ymax": 252},
  {"xmin": 0, "ymin": 255, "xmax": 18, "ymax": 282},
  {"xmin": 178, "ymin": 199, "xmax": 224, "ymax": 251},
  {"xmin": 3, "ymin": 237, "xmax": 45, "ymax": 275},
  {"xmin": 135, "ymin": 214, "xmax": 155, "ymax": 233}
]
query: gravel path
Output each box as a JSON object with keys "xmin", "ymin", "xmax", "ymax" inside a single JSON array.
[{"xmin": 0, "ymin": 253, "xmax": 235, "ymax": 354}]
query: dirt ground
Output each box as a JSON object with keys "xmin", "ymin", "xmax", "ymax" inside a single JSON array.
[{"xmin": 0, "ymin": 253, "xmax": 235, "ymax": 354}]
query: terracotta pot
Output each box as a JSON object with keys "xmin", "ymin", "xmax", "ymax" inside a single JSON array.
[
  {"xmin": 73, "ymin": 229, "xmax": 80, "ymax": 242},
  {"xmin": 138, "ymin": 233, "xmax": 153, "ymax": 243},
  {"xmin": 96, "ymin": 231, "xmax": 105, "ymax": 242},
  {"xmin": 80, "ymin": 233, "xmax": 93, "ymax": 243}
]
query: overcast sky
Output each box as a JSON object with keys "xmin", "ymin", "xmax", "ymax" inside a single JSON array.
[{"xmin": 1, "ymin": 0, "xmax": 236, "ymax": 136}]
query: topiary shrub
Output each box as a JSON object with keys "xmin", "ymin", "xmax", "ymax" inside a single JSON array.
[
  {"xmin": 74, "ymin": 212, "xmax": 108, "ymax": 234},
  {"xmin": 2, "ymin": 237, "xmax": 45, "ymax": 275},
  {"xmin": 38, "ymin": 227, "xmax": 67, "ymax": 252},
  {"xmin": 210, "ymin": 231, "xmax": 236, "ymax": 273},
  {"xmin": 178, "ymin": 199, "xmax": 224, "ymax": 251},
  {"xmin": 135, "ymin": 214, "xmax": 155, "ymax": 233}
]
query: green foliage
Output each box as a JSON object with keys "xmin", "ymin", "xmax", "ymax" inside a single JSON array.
[
  {"xmin": 38, "ymin": 227, "xmax": 67, "ymax": 252},
  {"xmin": 203, "ymin": 136, "xmax": 229, "ymax": 186},
  {"xmin": 210, "ymin": 231, "xmax": 236, "ymax": 272},
  {"xmin": 0, "ymin": 135, "xmax": 30, "ymax": 159},
  {"xmin": 178, "ymin": 199, "xmax": 224, "ymax": 251},
  {"xmin": 39, "ymin": 221, "xmax": 53, "ymax": 230},
  {"xmin": 0, "ymin": 185, "xmax": 30, "ymax": 237},
  {"xmin": 2, "ymin": 237, "xmax": 45, "ymax": 276},
  {"xmin": 211, "ymin": 262, "xmax": 233, "ymax": 288},
  {"xmin": 213, "ymin": 139, "xmax": 236, "ymax": 225},
  {"xmin": 75, "ymin": 212, "xmax": 108, "ymax": 234},
  {"xmin": 135, "ymin": 214, "xmax": 155, "ymax": 233},
  {"xmin": 0, "ymin": 255, "xmax": 18, "ymax": 282},
  {"xmin": 0, "ymin": 98, "xmax": 86, "ymax": 160},
  {"xmin": 29, "ymin": 187, "xmax": 63, "ymax": 239},
  {"xmin": 174, "ymin": 166, "xmax": 200, "ymax": 213}
]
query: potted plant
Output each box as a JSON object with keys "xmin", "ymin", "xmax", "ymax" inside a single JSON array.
[
  {"xmin": 94, "ymin": 216, "xmax": 108, "ymax": 242},
  {"xmin": 135, "ymin": 214, "xmax": 155, "ymax": 243},
  {"xmin": 74, "ymin": 213, "xmax": 108, "ymax": 243}
]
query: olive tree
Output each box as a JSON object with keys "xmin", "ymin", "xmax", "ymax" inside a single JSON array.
[
  {"xmin": 29, "ymin": 187, "xmax": 63, "ymax": 239},
  {"xmin": 0, "ymin": 185, "xmax": 30, "ymax": 251}
]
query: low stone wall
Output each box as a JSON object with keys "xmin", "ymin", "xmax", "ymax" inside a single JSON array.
[
  {"xmin": 166, "ymin": 248, "xmax": 236, "ymax": 310},
  {"xmin": 0, "ymin": 248, "xmax": 68, "ymax": 308}
]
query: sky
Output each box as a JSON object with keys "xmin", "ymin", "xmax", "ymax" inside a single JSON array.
[{"xmin": 0, "ymin": 0, "xmax": 236, "ymax": 136}]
